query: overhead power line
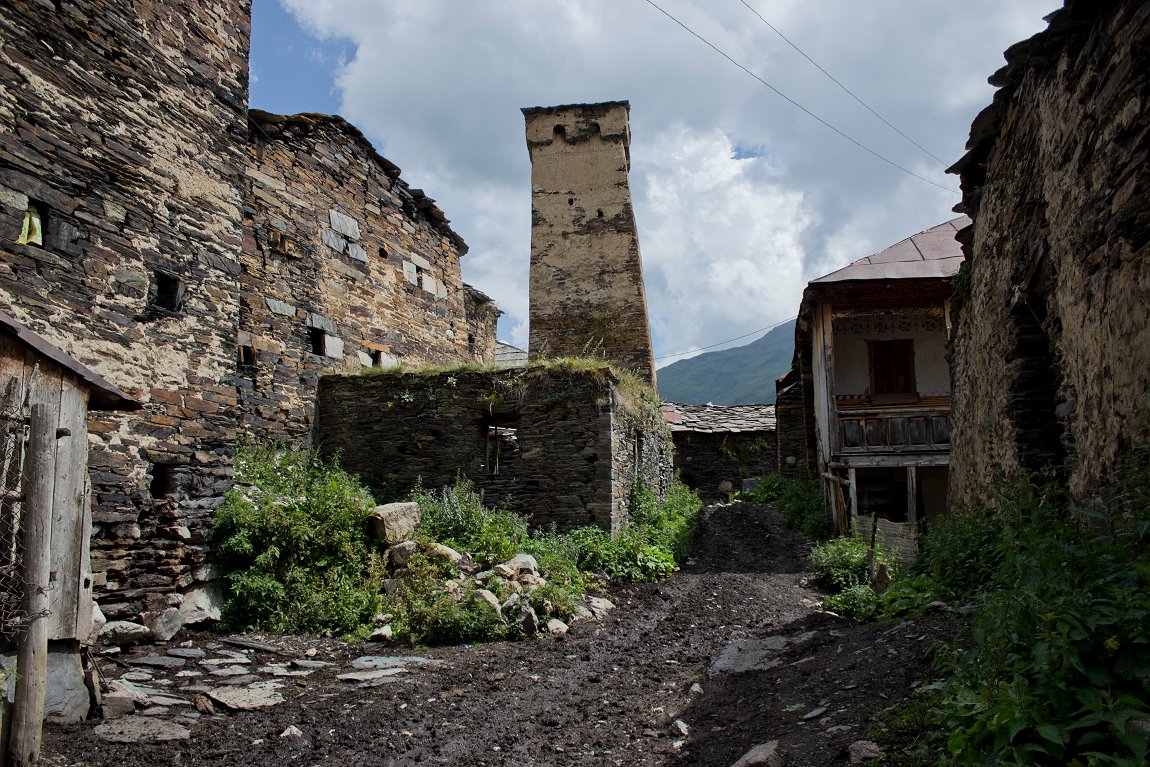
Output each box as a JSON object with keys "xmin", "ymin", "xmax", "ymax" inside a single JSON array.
[
  {"xmin": 736, "ymin": 0, "xmax": 949, "ymax": 167},
  {"xmin": 656, "ymin": 315, "xmax": 795, "ymax": 362},
  {"xmin": 639, "ymin": 0, "xmax": 957, "ymax": 194}
]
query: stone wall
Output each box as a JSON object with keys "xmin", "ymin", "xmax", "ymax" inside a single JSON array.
[
  {"xmin": 0, "ymin": 0, "xmax": 250, "ymax": 622},
  {"xmin": 240, "ymin": 111, "xmax": 499, "ymax": 442},
  {"xmin": 315, "ymin": 364, "xmax": 672, "ymax": 532},
  {"xmin": 523, "ymin": 102, "xmax": 657, "ymax": 387},
  {"xmin": 673, "ymin": 431, "xmax": 777, "ymax": 498},
  {"xmin": 948, "ymin": 0, "xmax": 1150, "ymax": 502},
  {"xmin": 775, "ymin": 370, "xmax": 814, "ymax": 477}
]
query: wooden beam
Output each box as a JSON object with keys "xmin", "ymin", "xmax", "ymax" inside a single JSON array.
[{"xmin": 9, "ymin": 404, "xmax": 55, "ymax": 767}]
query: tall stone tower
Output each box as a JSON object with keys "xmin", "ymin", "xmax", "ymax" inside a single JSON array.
[{"xmin": 523, "ymin": 101, "xmax": 657, "ymax": 388}]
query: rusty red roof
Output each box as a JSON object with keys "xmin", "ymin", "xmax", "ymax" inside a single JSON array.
[{"xmin": 811, "ymin": 216, "xmax": 969, "ymax": 284}]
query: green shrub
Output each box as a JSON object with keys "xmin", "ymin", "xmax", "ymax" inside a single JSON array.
[
  {"xmin": 909, "ymin": 458, "xmax": 1150, "ymax": 766},
  {"xmin": 823, "ymin": 583, "xmax": 878, "ymax": 621},
  {"xmin": 735, "ymin": 472, "xmax": 786, "ymax": 503},
  {"xmin": 877, "ymin": 574, "xmax": 937, "ymax": 618},
  {"xmin": 214, "ymin": 443, "xmax": 385, "ymax": 637},
  {"xmin": 778, "ymin": 473, "xmax": 833, "ymax": 540},
  {"xmin": 382, "ymin": 552, "xmax": 515, "ymax": 645},
  {"xmin": 809, "ymin": 534, "xmax": 894, "ymax": 593},
  {"xmin": 412, "ymin": 480, "xmax": 528, "ymax": 562}
]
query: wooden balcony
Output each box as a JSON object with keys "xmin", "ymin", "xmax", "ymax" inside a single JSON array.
[{"xmin": 835, "ymin": 396, "xmax": 951, "ymax": 454}]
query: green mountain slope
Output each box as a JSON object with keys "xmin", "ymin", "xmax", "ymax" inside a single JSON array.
[{"xmin": 656, "ymin": 319, "xmax": 796, "ymax": 405}]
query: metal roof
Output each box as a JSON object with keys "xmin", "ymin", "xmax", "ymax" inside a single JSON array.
[
  {"xmin": 0, "ymin": 310, "xmax": 139, "ymax": 410},
  {"xmin": 812, "ymin": 216, "xmax": 969, "ymax": 284},
  {"xmin": 660, "ymin": 402, "xmax": 776, "ymax": 433}
]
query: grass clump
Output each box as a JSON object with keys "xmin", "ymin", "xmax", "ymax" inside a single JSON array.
[
  {"xmin": 214, "ymin": 443, "xmax": 385, "ymax": 638},
  {"xmin": 734, "ymin": 472, "xmax": 832, "ymax": 540}
]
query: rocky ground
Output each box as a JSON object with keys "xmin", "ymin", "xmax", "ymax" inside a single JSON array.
[{"xmin": 42, "ymin": 502, "xmax": 957, "ymax": 766}]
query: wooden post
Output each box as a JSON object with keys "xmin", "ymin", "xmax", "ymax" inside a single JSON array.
[{"xmin": 9, "ymin": 404, "xmax": 55, "ymax": 767}]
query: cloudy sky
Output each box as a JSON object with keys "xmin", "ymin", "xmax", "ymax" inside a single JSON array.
[{"xmin": 249, "ymin": 0, "xmax": 1054, "ymax": 365}]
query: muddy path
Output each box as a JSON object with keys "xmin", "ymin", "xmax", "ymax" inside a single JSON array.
[{"xmin": 44, "ymin": 503, "xmax": 948, "ymax": 766}]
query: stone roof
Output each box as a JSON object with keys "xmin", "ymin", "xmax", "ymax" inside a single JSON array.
[
  {"xmin": 811, "ymin": 217, "xmax": 969, "ymax": 284},
  {"xmin": 660, "ymin": 402, "xmax": 776, "ymax": 433},
  {"xmin": 494, "ymin": 341, "xmax": 528, "ymax": 368}
]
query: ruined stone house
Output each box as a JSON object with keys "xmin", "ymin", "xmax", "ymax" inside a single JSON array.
[
  {"xmin": 0, "ymin": 0, "xmax": 499, "ymax": 630},
  {"xmin": 525, "ymin": 102, "xmax": 657, "ymax": 388},
  {"xmin": 947, "ymin": 0, "xmax": 1150, "ymax": 503},
  {"xmin": 316, "ymin": 364, "xmax": 672, "ymax": 533},
  {"xmin": 659, "ymin": 402, "xmax": 777, "ymax": 498},
  {"xmin": 781, "ymin": 218, "xmax": 965, "ymax": 557}
]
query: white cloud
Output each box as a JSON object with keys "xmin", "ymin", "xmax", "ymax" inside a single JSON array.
[{"xmin": 272, "ymin": 0, "xmax": 1054, "ymax": 356}]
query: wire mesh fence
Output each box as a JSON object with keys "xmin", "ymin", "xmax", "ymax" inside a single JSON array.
[{"xmin": 0, "ymin": 377, "xmax": 28, "ymax": 650}]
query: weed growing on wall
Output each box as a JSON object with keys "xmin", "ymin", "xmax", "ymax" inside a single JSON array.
[
  {"xmin": 884, "ymin": 452, "xmax": 1150, "ymax": 766},
  {"xmin": 214, "ymin": 442, "xmax": 385, "ymax": 637}
]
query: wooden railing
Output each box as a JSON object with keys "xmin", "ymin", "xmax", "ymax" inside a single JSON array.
[{"xmin": 835, "ymin": 400, "xmax": 951, "ymax": 454}]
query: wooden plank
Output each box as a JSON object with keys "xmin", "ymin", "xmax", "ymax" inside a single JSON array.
[
  {"xmin": 46, "ymin": 378, "xmax": 87, "ymax": 641},
  {"xmin": 0, "ymin": 341, "xmax": 28, "ymax": 585},
  {"xmin": 9, "ymin": 404, "xmax": 55, "ymax": 767},
  {"xmin": 907, "ymin": 466, "xmax": 918, "ymax": 525},
  {"xmin": 73, "ymin": 477, "xmax": 94, "ymax": 644}
]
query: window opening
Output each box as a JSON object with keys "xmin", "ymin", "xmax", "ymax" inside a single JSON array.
[
  {"xmin": 150, "ymin": 271, "xmax": 185, "ymax": 313},
  {"xmin": 15, "ymin": 201, "xmax": 47, "ymax": 246},
  {"xmin": 268, "ymin": 228, "xmax": 291, "ymax": 255},
  {"xmin": 149, "ymin": 463, "xmax": 178, "ymax": 503},
  {"xmin": 484, "ymin": 418, "xmax": 519, "ymax": 476},
  {"xmin": 308, "ymin": 327, "xmax": 326, "ymax": 356},
  {"xmin": 868, "ymin": 339, "xmax": 915, "ymax": 401},
  {"xmin": 371, "ymin": 349, "xmax": 383, "ymax": 367},
  {"xmin": 467, "ymin": 334, "xmax": 476, "ymax": 358},
  {"xmin": 238, "ymin": 345, "xmax": 256, "ymax": 366}
]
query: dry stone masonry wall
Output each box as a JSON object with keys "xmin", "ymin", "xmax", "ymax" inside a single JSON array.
[
  {"xmin": 240, "ymin": 111, "xmax": 499, "ymax": 442},
  {"xmin": 523, "ymin": 102, "xmax": 657, "ymax": 387},
  {"xmin": 315, "ymin": 365, "xmax": 672, "ymax": 533},
  {"xmin": 948, "ymin": 0, "xmax": 1150, "ymax": 502},
  {"xmin": 0, "ymin": 0, "xmax": 251, "ymax": 622}
]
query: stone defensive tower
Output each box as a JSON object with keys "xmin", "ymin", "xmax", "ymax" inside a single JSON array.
[{"xmin": 523, "ymin": 101, "xmax": 657, "ymax": 387}]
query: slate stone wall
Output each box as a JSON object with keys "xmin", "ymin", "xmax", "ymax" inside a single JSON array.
[
  {"xmin": 775, "ymin": 372, "xmax": 813, "ymax": 477},
  {"xmin": 240, "ymin": 112, "xmax": 498, "ymax": 442},
  {"xmin": 948, "ymin": 0, "xmax": 1150, "ymax": 502},
  {"xmin": 523, "ymin": 102, "xmax": 657, "ymax": 387},
  {"xmin": 0, "ymin": 0, "xmax": 250, "ymax": 621},
  {"xmin": 315, "ymin": 366, "xmax": 672, "ymax": 532},
  {"xmin": 673, "ymin": 431, "xmax": 777, "ymax": 498}
]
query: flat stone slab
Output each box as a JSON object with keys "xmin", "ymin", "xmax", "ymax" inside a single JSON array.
[
  {"xmin": 709, "ymin": 637, "xmax": 790, "ymax": 675},
  {"xmin": 206, "ymin": 687, "xmax": 284, "ymax": 710},
  {"xmin": 350, "ymin": 655, "xmax": 443, "ymax": 670},
  {"xmin": 201, "ymin": 657, "xmax": 251, "ymax": 665},
  {"xmin": 259, "ymin": 665, "xmax": 312, "ymax": 677},
  {"xmin": 290, "ymin": 659, "xmax": 332, "ymax": 669},
  {"xmin": 130, "ymin": 655, "xmax": 185, "ymax": 669},
  {"xmin": 337, "ymin": 667, "xmax": 406, "ymax": 683},
  {"xmin": 95, "ymin": 717, "xmax": 191, "ymax": 743},
  {"xmin": 205, "ymin": 665, "xmax": 251, "ymax": 677},
  {"xmin": 167, "ymin": 647, "xmax": 207, "ymax": 659}
]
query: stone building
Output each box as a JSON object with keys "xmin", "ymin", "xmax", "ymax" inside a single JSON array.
[
  {"xmin": 0, "ymin": 1, "xmax": 502, "ymax": 629},
  {"xmin": 240, "ymin": 110, "xmax": 500, "ymax": 441},
  {"xmin": 0, "ymin": 0, "xmax": 250, "ymax": 624},
  {"xmin": 660, "ymin": 402, "xmax": 777, "ymax": 498},
  {"xmin": 315, "ymin": 364, "xmax": 672, "ymax": 532},
  {"xmin": 524, "ymin": 102, "xmax": 657, "ymax": 387},
  {"xmin": 947, "ymin": 0, "xmax": 1150, "ymax": 502}
]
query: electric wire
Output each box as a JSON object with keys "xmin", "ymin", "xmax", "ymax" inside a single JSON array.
[
  {"xmin": 736, "ymin": 0, "xmax": 949, "ymax": 166},
  {"xmin": 639, "ymin": 0, "xmax": 958, "ymax": 194},
  {"xmin": 655, "ymin": 315, "xmax": 795, "ymax": 361}
]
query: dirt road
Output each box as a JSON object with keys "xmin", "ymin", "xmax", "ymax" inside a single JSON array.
[{"xmin": 44, "ymin": 503, "xmax": 946, "ymax": 766}]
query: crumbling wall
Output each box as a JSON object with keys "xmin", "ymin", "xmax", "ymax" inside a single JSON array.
[
  {"xmin": 949, "ymin": 0, "xmax": 1150, "ymax": 502},
  {"xmin": 315, "ymin": 365, "xmax": 671, "ymax": 532},
  {"xmin": 0, "ymin": 0, "xmax": 250, "ymax": 623},
  {"xmin": 673, "ymin": 431, "xmax": 778, "ymax": 498},
  {"xmin": 523, "ymin": 102, "xmax": 657, "ymax": 387},
  {"xmin": 240, "ymin": 112, "xmax": 498, "ymax": 442}
]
